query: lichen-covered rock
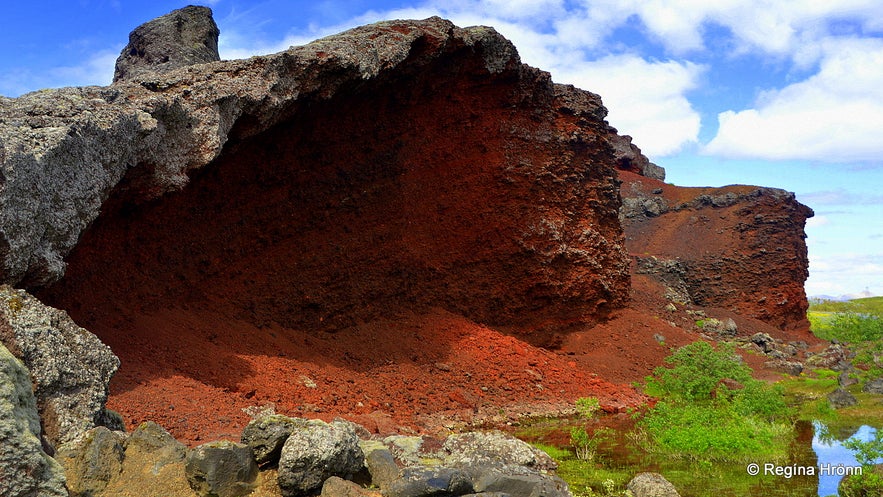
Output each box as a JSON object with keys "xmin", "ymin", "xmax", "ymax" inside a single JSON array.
[
  {"xmin": 0, "ymin": 343, "xmax": 68, "ymax": 497},
  {"xmin": 241, "ymin": 414, "xmax": 306, "ymax": 467},
  {"xmin": 56, "ymin": 426, "xmax": 125, "ymax": 497},
  {"xmin": 0, "ymin": 286, "xmax": 119, "ymax": 448},
  {"xmin": 93, "ymin": 421, "xmax": 193, "ymax": 496},
  {"xmin": 277, "ymin": 419, "xmax": 364, "ymax": 497},
  {"xmin": 113, "ymin": 5, "xmax": 220, "ymax": 82},
  {"xmin": 862, "ymin": 377, "xmax": 883, "ymax": 394},
  {"xmin": 442, "ymin": 431, "xmax": 557, "ymax": 472},
  {"xmin": 627, "ymin": 472, "xmax": 680, "ymax": 497},
  {"xmin": 185, "ymin": 440, "xmax": 258, "ymax": 497}
]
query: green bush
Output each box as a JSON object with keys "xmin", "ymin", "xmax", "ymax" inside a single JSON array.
[
  {"xmin": 575, "ymin": 397, "xmax": 602, "ymax": 418},
  {"xmin": 644, "ymin": 341, "xmax": 751, "ymax": 401},
  {"xmin": 570, "ymin": 426, "xmax": 613, "ymax": 461},
  {"xmin": 639, "ymin": 341, "xmax": 793, "ymax": 462}
]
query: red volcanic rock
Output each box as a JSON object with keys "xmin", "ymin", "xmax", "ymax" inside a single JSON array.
[
  {"xmin": 619, "ymin": 170, "xmax": 814, "ymax": 337},
  {"xmin": 26, "ymin": 17, "xmax": 638, "ymax": 442}
]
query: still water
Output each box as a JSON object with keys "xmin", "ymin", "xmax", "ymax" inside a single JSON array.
[
  {"xmin": 813, "ymin": 424, "xmax": 878, "ymax": 497},
  {"xmin": 603, "ymin": 421, "xmax": 879, "ymax": 497}
]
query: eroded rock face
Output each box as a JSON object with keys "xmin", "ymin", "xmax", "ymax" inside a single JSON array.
[
  {"xmin": 620, "ymin": 170, "xmax": 814, "ymax": 336},
  {"xmin": 28, "ymin": 17, "xmax": 629, "ymax": 346},
  {"xmin": 114, "ymin": 5, "xmax": 220, "ymax": 82}
]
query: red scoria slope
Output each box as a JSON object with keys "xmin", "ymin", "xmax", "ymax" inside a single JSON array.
[{"xmin": 39, "ymin": 18, "xmax": 642, "ymax": 443}]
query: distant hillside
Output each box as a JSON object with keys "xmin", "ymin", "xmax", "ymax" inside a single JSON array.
[{"xmin": 809, "ymin": 296, "xmax": 883, "ymax": 316}]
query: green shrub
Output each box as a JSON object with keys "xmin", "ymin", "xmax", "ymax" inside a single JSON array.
[
  {"xmin": 570, "ymin": 426, "xmax": 613, "ymax": 461},
  {"xmin": 639, "ymin": 341, "xmax": 793, "ymax": 462},
  {"xmin": 644, "ymin": 341, "xmax": 751, "ymax": 401},
  {"xmin": 575, "ymin": 397, "xmax": 602, "ymax": 418}
]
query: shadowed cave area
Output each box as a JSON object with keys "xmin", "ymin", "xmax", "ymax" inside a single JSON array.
[{"xmin": 37, "ymin": 45, "xmax": 631, "ymax": 441}]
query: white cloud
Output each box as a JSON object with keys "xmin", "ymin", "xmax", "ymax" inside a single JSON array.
[
  {"xmin": 550, "ymin": 55, "xmax": 703, "ymax": 156},
  {"xmin": 806, "ymin": 252, "xmax": 883, "ymax": 297},
  {"xmin": 704, "ymin": 37, "xmax": 883, "ymax": 163}
]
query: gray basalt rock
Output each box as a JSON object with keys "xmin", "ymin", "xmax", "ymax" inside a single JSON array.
[
  {"xmin": 627, "ymin": 472, "xmax": 681, "ymax": 497},
  {"xmin": 384, "ymin": 467, "xmax": 474, "ymax": 497},
  {"xmin": 185, "ymin": 440, "xmax": 258, "ymax": 497},
  {"xmin": 0, "ymin": 286, "xmax": 119, "ymax": 448},
  {"xmin": 241, "ymin": 414, "xmax": 307, "ymax": 467},
  {"xmin": 442, "ymin": 431, "xmax": 557, "ymax": 472},
  {"xmin": 827, "ymin": 388, "xmax": 858, "ymax": 409},
  {"xmin": 277, "ymin": 419, "xmax": 365, "ymax": 497},
  {"xmin": 0, "ymin": 342, "xmax": 68, "ymax": 497},
  {"xmin": 113, "ymin": 5, "xmax": 220, "ymax": 82}
]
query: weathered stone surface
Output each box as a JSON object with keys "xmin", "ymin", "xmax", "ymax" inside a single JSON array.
[
  {"xmin": 0, "ymin": 342, "xmax": 68, "ymax": 497},
  {"xmin": 828, "ymin": 388, "xmax": 858, "ymax": 409},
  {"xmin": 93, "ymin": 421, "xmax": 193, "ymax": 496},
  {"xmin": 114, "ymin": 5, "xmax": 220, "ymax": 82},
  {"xmin": 321, "ymin": 476, "xmax": 382, "ymax": 497},
  {"xmin": 57, "ymin": 426, "xmax": 125, "ymax": 497},
  {"xmin": 471, "ymin": 468, "xmax": 569, "ymax": 497},
  {"xmin": 627, "ymin": 472, "xmax": 680, "ymax": 497},
  {"xmin": 31, "ymin": 15, "xmax": 630, "ymax": 350},
  {"xmin": 862, "ymin": 377, "xmax": 883, "ymax": 394},
  {"xmin": 384, "ymin": 467, "xmax": 474, "ymax": 497},
  {"xmin": 442, "ymin": 431, "xmax": 557, "ymax": 472},
  {"xmin": 278, "ymin": 419, "xmax": 364, "ymax": 497},
  {"xmin": 364, "ymin": 447, "xmax": 400, "ymax": 489},
  {"xmin": 0, "ymin": 285, "xmax": 119, "ymax": 447},
  {"xmin": 621, "ymin": 173, "xmax": 814, "ymax": 336},
  {"xmin": 241, "ymin": 414, "xmax": 306, "ymax": 467},
  {"xmin": 185, "ymin": 440, "xmax": 259, "ymax": 497}
]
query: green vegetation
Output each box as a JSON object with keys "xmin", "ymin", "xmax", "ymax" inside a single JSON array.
[
  {"xmin": 809, "ymin": 296, "xmax": 883, "ymax": 315},
  {"xmin": 570, "ymin": 426, "xmax": 613, "ymax": 461},
  {"xmin": 839, "ymin": 429, "xmax": 883, "ymax": 497},
  {"xmin": 639, "ymin": 341, "xmax": 793, "ymax": 462}
]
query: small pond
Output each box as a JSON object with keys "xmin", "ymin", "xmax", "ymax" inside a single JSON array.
[{"xmin": 520, "ymin": 419, "xmax": 880, "ymax": 496}]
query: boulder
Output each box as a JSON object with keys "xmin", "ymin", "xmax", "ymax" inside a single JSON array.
[
  {"xmin": 828, "ymin": 388, "xmax": 858, "ymax": 409},
  {"xmin": 442, "ymin": 431, "xmax": 557, "ymax": 471},
  {"xmin": 277, "ymin": 419, "xmax": 364, "ymax": 497},
  {"xmin": 471, "ymin": 467, "xmax": 570, "ymax": 497},
  {"xmin": 113, "ymin": 5, "xmax": 220, "ymax": 82},
  {"xmin": 627, "ymin": 472, "xmax": 680, "ymax": 497},
  {"xmin": 0, "ymin": 342, "xmax": 68, "ymax": 497},
  {"xmin": 57, "ymin": 426, "xmax": 125, "ymax": 497},
  {"xmin": 321, "ymin": 476, "xmax": 382, "ymax": 497},
  {"xmin": 94, "ymin": 421, "xmax": 193, "ymax": 496},
  {"xmin": 384, "ymin": 467, "xmax": 474, "ymax": 497},
  {"xmin": 862, "ymin": 377, "xmax": 883, "ymax": 394},
  {"xmin": 241, "ymin": 414, "xmax": 306, "ymax": 467},
  {"xmin": 0, "ymin": 286, "xmax": 119, "ymax": 448},
  {"xmin": 364, "ymin": 447, "xmax": 400, "ymax": 489},
  {"xmin": 185, "ymin": 440, "xmax": 258, "ymax": 497}
]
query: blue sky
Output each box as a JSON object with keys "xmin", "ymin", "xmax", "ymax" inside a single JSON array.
[{"xmin": 2, "ymin": 1, "xmax": 881, "ymax": 298}]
